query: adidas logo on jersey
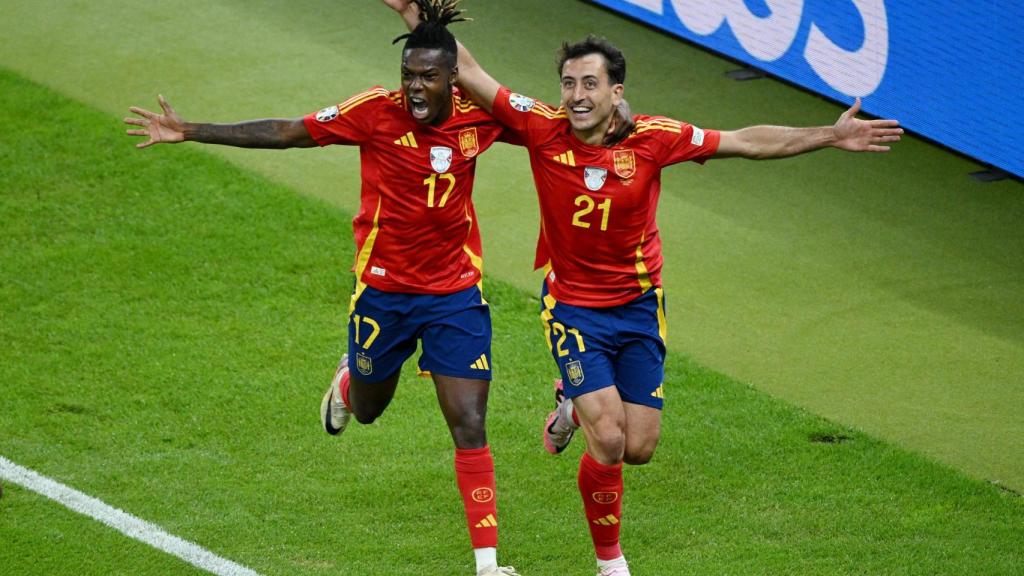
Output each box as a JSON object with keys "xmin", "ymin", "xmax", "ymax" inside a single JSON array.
[
  {"xmin": 552, "ymin": 150, "xmax": 576, "ymax": 166},
  {"xmin": 394, "ymin": 132, "xmax": 419, "ymax": 148},
  {"xmin": 470, "ymin": 354, "xmax": 490, "ymax": 370},
  {"xmin": 592, "ymin": 514, "xmax": 620, "ymax": 526}
]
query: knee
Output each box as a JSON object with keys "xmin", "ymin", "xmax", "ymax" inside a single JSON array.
[
  {"xmin": 587, "ymin": 425, "xmax": 627, "ymax": 463},
  {"xmin": 623, "ymin": 447, "xmax": 655, "ymax": 466},
  {"xmin": 451, "ymin": 412, "xmax": 488, "ymax": 449}
]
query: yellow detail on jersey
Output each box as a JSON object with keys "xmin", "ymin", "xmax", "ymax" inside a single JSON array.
[
  {"xmin": 651, "ymin": 384, "xmax": 665, "ymax": 399},
  {"xmin": 635, "ymin": 119, "xmax": 682, "ymax": 135},
  {"xmin": 338, "ymin": 88, "xmax": 390, "ymax": 116},
  {"xmin": 634, "ymin": 233, "xmax": 652, "ymax": 293},
  {"xmin": 593, "ymin": 515, "xmax": 620, "ymax": 526},
  {"xmin": 395, "ymin": 132, "xmax": 419, "ymax": 148},
  {"xmin": 474, "ymin": 514, "xmax": 497, "ymax": 529},
  {"xmin": 530, "ymin": 102, "xmax": 567, "ymax": 119},
  {"xmin": 349, "ymin": 199, "xmax": 383, "ymax": 316},
  {"xmin": 553, "ymin": 150, "xmax": 576, "ymax": 166}
]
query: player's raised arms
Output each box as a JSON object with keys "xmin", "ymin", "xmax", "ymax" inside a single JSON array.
[{"xmin": 125, "ymin": 94, "xmax": 317, "ymax": 149}]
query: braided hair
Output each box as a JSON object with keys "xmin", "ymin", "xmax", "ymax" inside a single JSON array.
[{"xmin": 393, "ymin": 0, "xmax": 468, "ymax": 69}]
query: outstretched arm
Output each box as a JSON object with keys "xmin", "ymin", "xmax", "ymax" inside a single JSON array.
[
  {"xmin": 124, "ymin": 95, "xmax": 316, "ymax": 149},
  {"xmin": 715, "ymin": 98, "xmax": 902, "ymax": 159}
]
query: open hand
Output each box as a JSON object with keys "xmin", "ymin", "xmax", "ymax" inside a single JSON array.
[
  {"xmin": 124, "ymin": 95, "xmax": 186, "ymax": 149},
  {"xmin": 833, "ymin": 97, "xmax": 903, "ymax": 152}
]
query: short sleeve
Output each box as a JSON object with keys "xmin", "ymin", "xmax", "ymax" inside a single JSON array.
[
  {"xmin": 302, "ymin": 87, "xmax": 390, "ymax": 146},
  {"xmin": 639, "ymin": 116, "xmax": 721, "ymax": 167},
  {"xmin": 491, "ymin": 86, "xmax": 560, "ymax": 145}
]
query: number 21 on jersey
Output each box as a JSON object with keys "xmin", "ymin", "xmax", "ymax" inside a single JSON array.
[{"xmin": 572, "ymin": 194, "xmax": 611, "ymax": 230}]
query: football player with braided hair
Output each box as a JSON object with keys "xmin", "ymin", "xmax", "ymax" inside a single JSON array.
[
  {"xmin": 125, "ymin": 0, "xmax": 525, "ymax": 573},
  {"xmin": 386, "ymin": 1, "xmax": 902, "ymax": 575}
]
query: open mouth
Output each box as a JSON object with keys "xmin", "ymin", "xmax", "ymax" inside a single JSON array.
[
  {"xmin": 569, "ymin": 104, "xmax": 593, "ymax": 122},
  {"xmin": 409, "ymin": 96, "xmax": 430, "ymax": 120}
]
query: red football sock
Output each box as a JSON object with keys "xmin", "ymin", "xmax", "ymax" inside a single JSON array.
[
  {"xmin": 455, "ymin": 446, "xmax": 499, "ymax": 549},
  {"xmin": 578, "ymin": 452, "xmax": 624, "ymax": 561}
]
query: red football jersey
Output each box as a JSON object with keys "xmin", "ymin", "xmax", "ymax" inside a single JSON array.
[
  {"xmin": 303, "ymin": 87, "xmax": 512, "ymax": 294},
  {"xmin": 492, "ymin": 86, "xmax": 720, "ymax": 307}
]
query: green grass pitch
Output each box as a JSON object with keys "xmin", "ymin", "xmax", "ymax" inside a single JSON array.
[
  {"xmin": 2, "ymin": 0, "xmax": 1020, "ymax": 490},
  {"xmin": 1, "ymin": 66, "xmax": 1022, "ymax": 575}
]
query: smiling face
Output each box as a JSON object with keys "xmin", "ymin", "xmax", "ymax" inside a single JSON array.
[
  {"xmin": 560, "ymin": 53, "xmax": 624, "ymax": 143},
  {"xmin": 401, "ymin": 47, "xmax": 457, "ymax": 126}
]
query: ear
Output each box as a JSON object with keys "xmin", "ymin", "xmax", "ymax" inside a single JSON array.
[
  {"xmin": 449, "ymin": 64, "xmax": 459, "ymax": 86},
  {"xmin": 611, "ymin": 83, "xmax": 624, "ymax": 106}
]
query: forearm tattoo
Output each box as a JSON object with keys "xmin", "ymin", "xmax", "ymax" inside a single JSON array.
[{"xmin": 184, "ymin": 120, "xmax": 298, "ymax": 149}]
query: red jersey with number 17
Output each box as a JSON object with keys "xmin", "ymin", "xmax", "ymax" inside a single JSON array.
[
  {"xmin": 303, "ymin": 87, "xmax": 512, "ymax": 294},
  {"xmin": 491, "ymin": 86, "xmax": 721, "ymax": 308}
]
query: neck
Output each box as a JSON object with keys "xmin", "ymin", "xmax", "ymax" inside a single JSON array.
[
  {"xmin": 575, "ymin": 120, "xmax": 612, "ymax": 146},
  {"xmin": 572, "ymin": 114, "xmax": 614, "ymax": 146}
]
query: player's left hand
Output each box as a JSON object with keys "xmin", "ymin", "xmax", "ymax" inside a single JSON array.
[{"xmin": 833, "ymin": 97, "xmax": 903, "ymax": 152}]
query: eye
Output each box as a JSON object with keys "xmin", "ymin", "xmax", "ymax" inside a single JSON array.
[{"xmin": 585, "ymin": 80, "xmax": 597, "ymax": 89}]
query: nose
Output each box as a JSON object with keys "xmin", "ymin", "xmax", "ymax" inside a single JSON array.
[{"xmin": 572, "ymin": 84, "xmax": 586, "ymax": 103}]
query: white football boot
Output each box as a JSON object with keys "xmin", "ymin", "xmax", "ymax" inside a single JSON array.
[
  {"xmin": 477, "ymin": 566, "xmax": 520, "ymax": 576},
  {"xmin": 320, "ymin": 354, "xmax": 351, "ymax": 436}
]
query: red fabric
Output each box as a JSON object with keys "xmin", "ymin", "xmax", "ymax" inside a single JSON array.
[
  {"xmin": 455, "ymin": 446, "xmax": 499, "ymax": 549},
  {"xmin": 578, "ymin": 452, "xmax": 624, "ymax": 560},
  {"xmin": 302, "ymin": 87, "xmax": 514, "ymax": 295},
  {"xmin": 492, "ymin": 86, "xmax": 720, "ymax": 308}
]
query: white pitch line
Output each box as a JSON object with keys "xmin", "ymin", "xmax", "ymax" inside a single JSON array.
[{"xmin": 0, "ymin": 455, "xmax": 263, "ymax": 576}]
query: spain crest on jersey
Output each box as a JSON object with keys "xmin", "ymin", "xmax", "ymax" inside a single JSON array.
[
  {"xmin": 613, "ymin": 149, "xmax": 636, "ymax": 178},
  {"xmin": 459, "ymin": 127, "xmax": 479, "ymax": 158},
  {"xmin": 584, "ymin": 167, "xmax": 607, "ymax": 192},
  {"xmin": 430, "ymin": 146, "xmax": 453, "ymax": 173},
  {"xmin": 356, "ymin": 352, "xmax": 373, "ymax": 376},
  {"xmin": 566, "ymin": 360, "xmax": 584, "ymax": 386}
]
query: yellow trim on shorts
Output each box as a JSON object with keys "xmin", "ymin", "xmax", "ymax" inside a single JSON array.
[{"xmin": 654, "ymin": 287, "xmax": 667, "ymax": 343}]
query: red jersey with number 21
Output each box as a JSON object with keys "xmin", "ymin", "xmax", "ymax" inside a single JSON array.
[
  {"xmin": 303, "ymin": 87, "xmax": 512, "ymax": 294},
  {"xmin": 491, "ymin": 86, "xmax": 720, "ymax": 308}
]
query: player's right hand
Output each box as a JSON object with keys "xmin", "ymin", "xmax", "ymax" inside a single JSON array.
[{"xmin": 124, "ymin": 95, "xmax": 186, "ymax": 148}]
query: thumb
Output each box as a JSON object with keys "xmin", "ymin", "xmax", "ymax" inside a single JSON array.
[{"xmin": 842, "ymin": 97, "xmax": 862, "ymax": 119}]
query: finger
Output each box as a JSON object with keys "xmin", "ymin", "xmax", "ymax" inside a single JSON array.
[
  {"xmin": 129, "ymin": 106, "xmax": 157, "ymax": 119},
  {"xmin": 158, "ymin": 94, "xmax": 174, "ymax": 115},
  {"xmin": 870, "ymin": 119, "xmax": 901, "ymax": 128},
  {"xmin": 873, "ymin": 128, "xmax": 903, "ymax": 137},
  {"xmin": 867, "ymin": 144, "xmax": 890, "ymax": 152},
  {"xmin": 124, "ymin": 117, "xmax": 147, "ymax": 126},
  {"xmin": 873, "ymin": 135, "xmax": 901, "ymax": 143},
  {"xmin": 125, "ymin": 129, "xmax": 149, "ymax": 136},
  {"xmin": 136, "ymin": 139, "xmax": 155, "ymax": 149}
]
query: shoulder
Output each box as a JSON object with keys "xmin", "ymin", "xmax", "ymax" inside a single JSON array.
[
  {"xmin": 337, "ymin": 86, "xmax": 399, "ymax": 116},
  {"xmin": 632, "ymin": 115, "xmax": 685, "ymax": 136}
]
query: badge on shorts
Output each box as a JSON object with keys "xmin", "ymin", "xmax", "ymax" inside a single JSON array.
[
  {"xmin": 356, "ymin": 352, "xmax": 373, "ymax": 376},
  {"xmin": 316, "ymin": 105, "xmax": 339, "ymax": 122},
  {"xmin": 459, "ymin": 127, "xmax": 479, "ymax": 158},
  {"xmin": 430, "ymin": 146, "xmax": 453, "ymax": 173},
  {"xmin": 566, "ymin": 360, "xmax": 584, "ymax": 386},
  {"xmin": 584, "ymin": 167, "xmax": 607, "ymax": 191}
]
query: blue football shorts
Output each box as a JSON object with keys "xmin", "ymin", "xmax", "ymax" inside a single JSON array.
[
  {"xmin": 539, "ymin": 281, "xmax": 667, "ymax": 409},
  {"xmin": 347, "ymin": 284, "xmax": 492, "ymax": 383}
]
